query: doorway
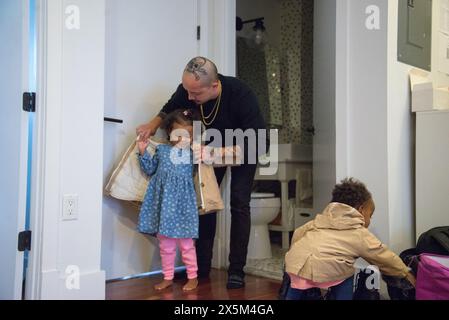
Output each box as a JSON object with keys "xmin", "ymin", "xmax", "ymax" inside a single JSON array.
[{"xmin": 233, "ymin": 0, "xmax": 315, "ymax": 280}]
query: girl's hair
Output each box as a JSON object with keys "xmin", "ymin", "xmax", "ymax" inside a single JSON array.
[
  {"xmin": 161, "ymin": 109, "xmax": 201, "ymax": 133},
  {"xmin": 331, "ymin": 178, "xmax": 372, "ymax": 209}
]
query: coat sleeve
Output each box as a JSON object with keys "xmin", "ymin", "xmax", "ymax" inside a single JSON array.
[
  {"xmin": 138, "ymin": 148, "xmax": 159, "ymax": 177},
  {"xmin": 358, "ymin": 229, "xmax": 410, "ymax": 278},
  {"xmin": 290, "ymin": 221, "xmax": 315, "ymax": 246}
]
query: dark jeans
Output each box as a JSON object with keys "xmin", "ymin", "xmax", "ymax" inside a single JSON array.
[
  {"xmin": 195, "ymin": 164, "xmax": 257, "ymax": 278},
  {"xmin": 286, "ymin": 276, "xmax": 354, "ymax": 300}
]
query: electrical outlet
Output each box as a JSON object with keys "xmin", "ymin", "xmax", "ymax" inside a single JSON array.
[{"xmin": 62, "ymin": 194, "xmax": 78, "ymax": 221}]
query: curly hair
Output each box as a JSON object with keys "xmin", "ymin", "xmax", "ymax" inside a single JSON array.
[
  {"xmin": 331, "ymin": 178, "xmax": 372, "ymax": 209},
  {"xmin": 161, "ymin": 108, "xmax": 201, "ymax": 134}
]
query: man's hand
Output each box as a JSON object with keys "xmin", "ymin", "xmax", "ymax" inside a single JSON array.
[
  {"xmin": 136, "ymin": 123, "xmax": 157, "ymax": 141},
  {"xmin": 136, "ymin": 116, "xmax": 163, "ymax": 140}
]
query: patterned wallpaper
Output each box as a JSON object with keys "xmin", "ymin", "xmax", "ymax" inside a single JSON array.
[
  {"xmin": 279, "ymin": 0, "xmax": 314, "ymax": 145},
  {"xmin": 237, "ymin": 37, "xmax": 271, "ymax": 126},
  {"xmin": 237, "ymin": 0, "xmax": 314, "ymax": 145}
]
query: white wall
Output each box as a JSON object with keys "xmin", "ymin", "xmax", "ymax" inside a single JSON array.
[
  {"xmin": 346, "ymin": 0, "xmax": 390, "ymax": 243},
  {"xmin": 32, "ymin": 0, "xmax": 106, "ymax": 299},
  {"xmin": 335, "ymin": 0, "xmax": 416, "ymax": 252},
  {"xmin": 385, "ymin": 0, "xmax": 446, "ymax": 252},
  {"xmin": 236, "ymin": 0, "xmax": 281, "ymax": 48},
  {"xmin": 387, "ymin": 0, "xmax": 415, "ymax": 252}
]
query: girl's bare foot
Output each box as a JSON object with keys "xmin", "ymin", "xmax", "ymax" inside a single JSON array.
[
  {"xmin": 183, "ymin": 278, "xmax": 198, "ymax": 291},
  {"xmin": 154, "ymin": 279, "xmax": 173, "ymax": 291}
]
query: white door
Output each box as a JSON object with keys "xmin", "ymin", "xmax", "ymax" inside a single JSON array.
[
  {"xmin": 0, "ymin": 0, "xmax": 30, "ymax": 300},
  {"xmin": 102, "ymin": 0, "xmax": 200, "ymax": 280}
]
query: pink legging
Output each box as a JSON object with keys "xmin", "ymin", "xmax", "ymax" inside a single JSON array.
[{"xmin": 157, "ymin": 234, "xmax": 198, "ymax": 280}]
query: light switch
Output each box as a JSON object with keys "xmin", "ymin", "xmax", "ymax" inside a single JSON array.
[{"xmin": 62, "ymin": 194, "xmax": 78, "ymax": 221}]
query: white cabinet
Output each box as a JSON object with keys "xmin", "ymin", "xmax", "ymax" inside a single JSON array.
[{"xmin": 416, "ymin": 111, "xmax": 449, "ymax": 239}]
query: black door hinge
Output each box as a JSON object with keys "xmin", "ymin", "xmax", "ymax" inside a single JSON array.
[
  {"xmin": 197, "ymin": 25, "xmax": 201, "ymax": 40},
  {"xmin": 23, "ymin": 92, "xmax": 36, "ymax": 112},
  {"xmin": 18, "ymin": 230, "xmax": 32, "ymax": 252}
]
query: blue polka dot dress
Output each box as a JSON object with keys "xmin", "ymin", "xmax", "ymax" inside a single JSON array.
[{"xmin": 137, "ymin": 144, "xmax": 199, "ymax": 239}]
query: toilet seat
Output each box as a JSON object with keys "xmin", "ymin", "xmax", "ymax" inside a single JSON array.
[{"xmin": 251, "ymin": 192, "xmax": 276, "ymax": 199}]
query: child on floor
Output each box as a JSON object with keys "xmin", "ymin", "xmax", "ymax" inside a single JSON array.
[
  {"xmin": 137, "ymin": 109, "xmax": 200, "ymax": 291},
  {"xmin": 284, "ymin": 178, "xmax": 416, "ymax": 300}
]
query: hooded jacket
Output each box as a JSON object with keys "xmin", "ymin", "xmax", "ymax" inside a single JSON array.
[{"xmin": 285, "ymin": 203, "xmax": 409, "ymax": 283}]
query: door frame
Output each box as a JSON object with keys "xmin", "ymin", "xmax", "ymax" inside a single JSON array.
[
  {"xmin": 200, "ymin": 0, "xmax": 236, "ymax": 270},
  {"xmin": 23, "ymin": 0, "xmax": 46, "ymax": 300},
  {"xmin": 217, "ymin": 0, "xmax": 347, "ymax": 265},
  {"xmin": 24, "ymin": 0, "xmax": 64, "ymax": 299}
]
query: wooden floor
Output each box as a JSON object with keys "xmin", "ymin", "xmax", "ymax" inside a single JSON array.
[{"xmin": 106, "ymin": 269, "xmax": 281, "ymax": 300}]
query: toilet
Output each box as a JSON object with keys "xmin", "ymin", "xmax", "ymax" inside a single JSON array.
[{"xmin": 247, "ymin": 193, "xmax": 281, "ymax": 260}]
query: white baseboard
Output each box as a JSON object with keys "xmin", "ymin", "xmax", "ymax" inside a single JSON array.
[{"xmin": 40, "ymin": 269, "xmax": 105, "ymax": 300}]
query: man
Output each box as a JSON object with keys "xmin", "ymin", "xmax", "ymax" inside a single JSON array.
[{"xmin": 136, "ymin": 57, "xmax": 268, "ymax": 289}]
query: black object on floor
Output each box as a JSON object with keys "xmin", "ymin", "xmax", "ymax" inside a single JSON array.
[
  {"xmin": 383, "ymin": 274, "xmax": 415, "ymax": 300},
  {"xmin": 353, "ymin": 268, "xmax": 380, "ymax": 300}
]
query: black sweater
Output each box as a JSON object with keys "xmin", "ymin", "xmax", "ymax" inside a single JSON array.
[{"xmin": 159, "ymin": 74, "xmax": 269, "ymax": 162}]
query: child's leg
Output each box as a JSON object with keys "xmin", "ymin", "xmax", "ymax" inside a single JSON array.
[
  {"xmin": 328, "ymin": 276, "xmax": 354, "ymax": 300},
  {"xmin": 286, "ymin": 287, "xmax": 307, "ymax": 300},
  {"xmin": 178, "ymin": 238, "xmax": 198, "ymax": 291},
  {"xmin": 156, "ymin": 234, "xmax": 177, "ymax": 290}
]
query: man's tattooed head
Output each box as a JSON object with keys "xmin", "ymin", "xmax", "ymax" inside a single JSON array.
[{"xmin": 185, "ymin": 57, "xmax": 208, "ymax": 81}]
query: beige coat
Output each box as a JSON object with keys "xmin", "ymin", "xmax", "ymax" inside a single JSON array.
[{"xmin": 285, "ymin": 203, "xmax": 409, "ymax": 283}]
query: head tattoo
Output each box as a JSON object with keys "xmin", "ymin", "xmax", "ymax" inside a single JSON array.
[{"xmin": 185, "ymin": 57, "xmax": 208, "ymax": 81}]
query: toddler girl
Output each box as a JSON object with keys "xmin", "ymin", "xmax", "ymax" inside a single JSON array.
[{"xmin": 137, "ymin": 109, "xmax": 200, "ymax": 291}]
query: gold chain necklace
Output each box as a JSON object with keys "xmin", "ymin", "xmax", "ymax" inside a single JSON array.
[{"xmin": 200, "ymin": 81, "xmax": 222, "ymax": 126}]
